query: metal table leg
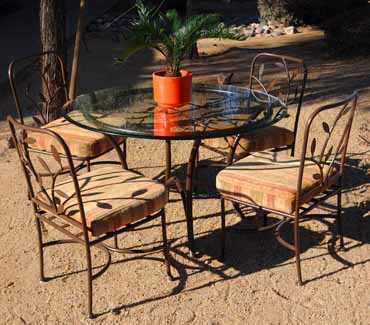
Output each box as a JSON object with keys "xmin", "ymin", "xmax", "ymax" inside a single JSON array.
[{"xmin": 185, "ymin": 139, "xmax": 201, "ymax": 255}]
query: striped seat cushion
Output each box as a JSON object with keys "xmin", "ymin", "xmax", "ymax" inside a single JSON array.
[
  {"xmin": 28, "ymin": 114, "xmax": 125, "ymax": 158},
  {"xmin": 216, "ymin": 151, "xmax": 338, "ymax": 214},
  {"xmin": 203, "ymin": 125, "xmax": 294, "ymax": 159},
  {"xmin": 38, "ymin": 166, "xmax": 167, "ymax": 236}
]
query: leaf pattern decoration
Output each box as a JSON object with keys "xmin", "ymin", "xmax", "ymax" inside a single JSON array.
[
  {"xmin": 322, "ymin": 122, "xmax": 330, "ymax": 133},
  {"xmin": 310, "ymin": 138, "xmax": 316, "ymax": 156},
  {"xmin": 50, "ymin": 145, "xmax": 62, "ymax": 167},
  {"xmin": 37, "ymin": 156, "xmax": 51, "ymax": 173},
  {"xmin": 54, "ymin": 189, "xmax": 70, "ymax": 199},
  {"xmin": 96, "ymin": 202, "xmax": 112, "ymax": 209}
]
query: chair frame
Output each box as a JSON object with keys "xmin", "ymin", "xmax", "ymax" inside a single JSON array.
[
  {"xmin": 8, "ymin": 51, "xmax": 128, "ymax": 171},
  {"xmin": 8, "ymin": 115, "xmax": 172, "ymax": 318},
  {"xmin": 219, "ymin": 92, "xmax": 358, "ymax": 285},
  {"xmin": 200, "ymin": 52, "xmax": 308, "ymax": 163},
  {"xmin": 247, "ymin": 52, "xmax": 308, "ymax": 157}
]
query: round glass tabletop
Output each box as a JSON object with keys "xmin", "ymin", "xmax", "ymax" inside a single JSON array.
[{"xmin": 65, "ymin": 84, "xmax": 287, "ymax": 140}]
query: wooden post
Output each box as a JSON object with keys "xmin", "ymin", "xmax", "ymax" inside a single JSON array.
[{"xmin": 69, "ymin": 0, "xmax": 87, "ymax": 100}]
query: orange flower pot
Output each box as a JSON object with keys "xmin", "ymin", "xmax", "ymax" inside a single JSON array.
[{"xmin": 152, "ymin": 70, "xmax": 192, "ymax": 107}]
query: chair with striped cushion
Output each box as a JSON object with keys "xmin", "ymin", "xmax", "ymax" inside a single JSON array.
[
  {"xmin": 216, "ymin": 92, "xmax": 358, "ymax": 284},
  {"xmin": 8, "ymin": 52, "xmax": 127, "ymax": 170},
  {"xmin": 202, "ymin": 53, "xmax": 308, "ymax": 161},
  {"xmin": 8, "ymin": 115, "xmax": 172, "ymax": 318}
]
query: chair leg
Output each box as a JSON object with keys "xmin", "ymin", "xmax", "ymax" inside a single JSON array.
[
  {"xmin": 85, "ymin": 244, "xmax": 94, "ymax": 319},
  {"xmin": 232, "ymin": 202, "xmax": 246, "ymax": 219},
  {"xmin": 113, "ymin": 235, "xmax": 119, "ymax": 249},
  {"xmin": 262, "ymin": 211, "xmax": 267, "ymax": 227},
  {"xmin": 86, "ymin": 159, "xmax": 91, "ymax": 172},
  {"xmin": 122, "ymin": 138, "xmax": 128, "ymax": 169},
  {"xmin": 294, "ymin": 218, "xmax": 303, "ymax": 285},
  {"xmin": 220, "ymin": 198, "xmax": 226, "ymax": 262},
  {"xmin": 160, "ymin": 209, "xmax": 172, "ymax": 279},
  {"xmin": 35, "ymin": 218, "xmax": 46, "ymax": 282},
  {"xmin": 336, "ymin": 190, "xmax": 345, "ymax": 249}
]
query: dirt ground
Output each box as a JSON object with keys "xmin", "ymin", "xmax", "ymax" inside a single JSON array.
[{"xmin": 0, "ymin": 27, "xmax": 369, "ymax": 324}]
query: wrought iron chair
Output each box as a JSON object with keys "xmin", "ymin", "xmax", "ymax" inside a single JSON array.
[
  {"xmin": 202, "ymin": 52, "xmax": 308, "ymax": 161},
  {"xmin": 8, "ymin": 115, "xmax": 172, "ymax": 318},
  {"xmin": 216, "ymin": 92, "xmax": 358, "ymax": 285},
  {"xmin": 8, "ymin": 51, "xmax": 128, "ymax": 171}
]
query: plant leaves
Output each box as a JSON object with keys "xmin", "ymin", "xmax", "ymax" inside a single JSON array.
[
  {"xmin": 322, "ymin": 122, "xmax": 330, "ymax": 133},
  {"xmin": 310, "ymin": 138, "xmax": 316, "ymax": 156},
  {"xmin": 37, "ymin": 156, "xmax": 51, "ymax": 173}
]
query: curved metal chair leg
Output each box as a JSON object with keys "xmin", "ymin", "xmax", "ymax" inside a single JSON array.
[
  {"xmin": 220, "ymin": 198, "xmax": 226, "ymax": 262},
  {"xmin": 232, "ymin": 202, "xmax": 247, "ymax": 219},
  {"xmin": 113, "ymin": 236, "xmax": 119, "ymax": 249},
  {"xmin": 86, "ymin": 159, "xmax": 91, "ymax": 172},
  {"xmin": 262, "ymin": 211, "xmax": 267, "ymax": 227},
  {"xmin": 294, "ymin": 218, "xmax": 303, "ymax": 285},
  {"xmin": 336, "ymin": 190, "xmax": 344, "ymax": 249},
  {"xmin": 85, "ymin": 244, "xmax": 94, "ymax": 319},
  {"xmin": 35, "ymin": 218, "xmax": 46, "ymax": 282}
]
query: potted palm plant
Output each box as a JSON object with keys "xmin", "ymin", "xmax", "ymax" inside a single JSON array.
[{"xmin": 116, "ymin": 0, "xmax": 235, "ymax": 107}]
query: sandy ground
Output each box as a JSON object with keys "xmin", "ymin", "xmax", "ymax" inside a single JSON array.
[{"xmin": 0, "ymin": 28, "xmax": 369, "ymax": 324}]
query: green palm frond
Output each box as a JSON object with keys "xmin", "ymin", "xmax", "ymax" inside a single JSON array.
[{"xmin": 116, "ymin": 1, "xmax": 238, "ymax": 75}]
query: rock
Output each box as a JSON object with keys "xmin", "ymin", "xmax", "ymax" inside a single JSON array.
[
  {"xmin": 243, "ymin": 28, "xmax": 255, "ymax": 38},
  {"xmin": 284, "ymin": 26, "xmax": 297, "ymax": 35},
  {"xmin": 271, "ymin": 30, "xmax": 284, "ymax": 37},
  {"xmin": 217, "ymin": 72, "xmax": 234, "ymax": 85},
  {"xmin": 255, "ymin": 27, "xmax": 263, "ymax": 34}
]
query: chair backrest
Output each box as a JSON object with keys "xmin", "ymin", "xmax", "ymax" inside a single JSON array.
[
  {"xmin": 296, "ymin": 92, "xmax": 358, "ymax": 209},
  {"xmin": 8, "ymin": 51, "xmax": 68, "ymax": 125},
  {"xmin": 248, "ymin": 53, "xmax": 308, "ymax": 154},
  {"xmin": 7, "ymin": 115, "xmax": 89, "ymax": 231}
]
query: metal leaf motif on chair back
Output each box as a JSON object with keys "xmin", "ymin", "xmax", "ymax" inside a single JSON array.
[
  {"xmin": 8, "ymin": 52, "xmax": 68, "ymax": 125},
  {"xmin": 7, "ymin": 116, "xmax": 89, "ymax": 230},
  {"xmin": 297, "ymin": 92, "xmax": 358, "ymax": 200},
  {"xmin": 248, "ymin": 53, "xmax": 307, "ymax": 107}
]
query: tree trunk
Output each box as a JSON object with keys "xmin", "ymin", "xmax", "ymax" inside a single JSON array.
[{"xmin": 40, "ymin": 0, "xmax": 66, "ymax": 121}]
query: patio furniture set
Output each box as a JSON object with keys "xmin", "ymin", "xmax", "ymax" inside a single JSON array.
[{"xmin": 7, "ymin": 51, "xmax": 358, "ymax": 318}]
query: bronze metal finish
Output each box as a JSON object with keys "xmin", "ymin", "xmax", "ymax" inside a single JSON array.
[
  {"xmin": 219, "ymin": 92, "xmax": 358, "ymax": 285},
  {"xmin": 8, "ymin": 116, "xmax": 171, "ymax": 318},
  {"xmin": 8, "ymin": 51, "xmax": 128, "ymax": 170}
]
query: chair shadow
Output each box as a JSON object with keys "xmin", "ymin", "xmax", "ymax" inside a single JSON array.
[{"xmin": 41, "ymin": 155, "xmax": 369, "ymax": 318}]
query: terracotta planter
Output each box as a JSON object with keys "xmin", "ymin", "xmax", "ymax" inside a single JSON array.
[{"xmin": 152, "ymin": 70, "xmax": 192, "ymax": 107}]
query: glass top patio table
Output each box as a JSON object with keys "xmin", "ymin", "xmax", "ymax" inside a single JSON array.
[
  {"xmin": 65, "ymin": 83, "xmax": 287, "ymax": 255},
  {"xmin": 64, "ymin": 84, "xmax": 287, "ymax": 140}
]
